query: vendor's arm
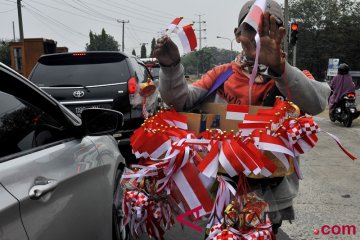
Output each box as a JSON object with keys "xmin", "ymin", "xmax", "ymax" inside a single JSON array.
[
  {"xmin": 154, "ymin": 36, "xmax": 225, "ymax": 111},
  {"xmin": 159, "ymin": 63, "xmax": 230, "ymax": 111},
  {"xmin": 238, "ymin": 13, "xmax": 330, "ymax": 115},
  {"xmin": 274, "ymin": 62, "xmax": 331, "ymax": 115}
]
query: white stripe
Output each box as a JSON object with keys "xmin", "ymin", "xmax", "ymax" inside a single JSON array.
[
  {"xmin": 218, "ymin": 146, "xmax": 238, "ymax": 177},
  {"xmin": 150, "ymin": 139, "xmax": 172, "ymax": 159},
  {"xmin": 165, "ymin": 23, "xmax": 177, "ymax": 33},
  {"xmin": 259, "ymin": 142, "xmax": 294, "ymax": 157},
  {"xmin": 272, "ymin": 152, "xmax": 290, "ymax": 170},
  {"xmin": 173, "ymin": 170, "xmax": 206, "ymax": 216},
  {"xmin": 261, "ymin": 168, "xmax": 272, "ymax": 177},
  {"xmin": 227, "ymin": 142, "xmax": 253, "ymax": 175},
  {"xmin": 201, "ymin": 154, "xmax": 219, "ymax": 178},
  {"xmin": 226, "ymin": 111, "xmax": 246, "ymax": 120},
  {"xmin": 173, "ymin": 120, "xmax": 188, "ymax": 130},
  {"xmin": 177, "ymin": 29, "xmax": 191, "ymax": 53},
  {"xmin": 240, "ymin": 129, "xmax": 255, "ymax": 136},
  {"xmin": 297, "ymin": 139, "xmax": 312, "ymax": 153}
]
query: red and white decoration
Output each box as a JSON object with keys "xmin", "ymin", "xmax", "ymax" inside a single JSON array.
[
  {"xmin": 163, "ymin": 18, "xmax": 198, "ymax": 54},
  {"xmin": 177, "ymin": 24, "xmax": 197, "ymax": 53},
  {"xmin": 165, "ymin": 17, "xmax": 183, "ymax": 33},
  {"xmin": 120, "ymin": 98, "xmax": 356, "ymax": 240}
]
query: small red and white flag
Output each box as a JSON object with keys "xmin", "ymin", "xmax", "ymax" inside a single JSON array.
[
  {"xmin": 177, "ymin": 24, "xmax": 197, "ymax": 53},
  {"xmin": 226, "ymin": 104, "xmax": 249, "ymax": 121},
  {"xmin": 165, "ymin": 17, "xmax": 183, "ymax": 33},
  {"xmin": 241, "ymin": 0, "xmax": 267, "ymax": 33},
  {"xmin": 240, "ymin": 0, "xmax": 267, "ymax": 88}
]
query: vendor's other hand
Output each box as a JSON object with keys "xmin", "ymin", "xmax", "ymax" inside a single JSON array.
[
  {"xmin": 236, "ymin": 12, "xmax": 286, "ymax": 75},
  {"xmin": 153, "ymin": 35, "xmax": 180, "ymax": 67}
]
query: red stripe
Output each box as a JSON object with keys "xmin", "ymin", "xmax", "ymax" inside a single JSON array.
[
  {"xmin": 245, "ymin": 140, "xmax": 277, "ymax": 172},
  {"xmin": 171, "ymin": 17, "xmax": 183, "ymax": 25},
  {"xmin": 162, "ymin": 110, "xmax": 188, "ymax": 125},
  {"xmin": 197, "ymin": 143, "xmax": 218, "ymax": 172},
  {"xmin": 244, "ymin": 114, "xmax": 277, "ymax": 122},
  {"xmin": 222, "ymin": 140, "xmax": 245, "ymax": 173},
  {"xmin": 226, "ymin": 104, "xmax": 249, "ymax": 113},
  {"xmin": 231, "ymin": 140, "xmax": 263, "ymax": 171},
  {"xmin": 301, "ymin": 135, "xmax": 316, "ymax": 148},
  {"xmin": 293, "ymin": 143, "xmax": 304, "ymax": 154},
  {"xmin": 248, "ymin": 5, "xmax": 263, "ymax": 26},
  {"xmin": 144, "ymin": 134, "xmax": 169, "ymax": 154},
  {"xmin": 238, "ymin": 122, "xmax": 270, "ymax": 129},
  {"xmin": 336, "ymin": 142, "xmax": 357, "ymax": 160},
  {"xmin": 182, "ymin": 25, "xmax": 197, "ymax": 50},
  {"xmin": 181, "ymin": 162, "xmax": 213, "ymax": 213}
]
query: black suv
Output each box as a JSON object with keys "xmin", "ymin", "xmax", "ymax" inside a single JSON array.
[{"xmin": 29, "ymin": 51, "xmax": 158, "ymax": 164}]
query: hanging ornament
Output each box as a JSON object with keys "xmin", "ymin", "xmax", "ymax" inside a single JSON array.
[{"xmin": 140, "ymin": 78, "xmax": 157, "ymax": 118}]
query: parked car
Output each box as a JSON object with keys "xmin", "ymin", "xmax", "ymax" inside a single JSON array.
[
  {"xmin": 140, "ymin": 58, "xmax": 160, "ymax": 80},
  {"xmin": 0, "ymin": 62, "xmax": 127, "ymax": 240},
  {"xmin": 29, "ymin": 51, "xmax": 159, "ymax": 166}
]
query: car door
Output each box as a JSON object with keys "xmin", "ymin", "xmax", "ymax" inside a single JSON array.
[
  {"xmin": 0, "ymin": 184, "xmax": 28, "ymax": 239},
  {"xmin": 0, "ymin": 68, "xmax": 112, "ymax": 240}
]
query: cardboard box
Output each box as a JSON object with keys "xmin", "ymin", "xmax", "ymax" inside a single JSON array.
[{"xmin": 181, "ymin": 103, "xmax": 294, "ymax": 178}]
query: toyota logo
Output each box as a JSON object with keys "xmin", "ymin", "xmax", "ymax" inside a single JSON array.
[{"xmin": 73, "ymin": 90, "xmax": 85, "ymax": 98}]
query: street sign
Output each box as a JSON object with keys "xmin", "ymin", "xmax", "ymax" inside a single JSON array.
[{"xmin": 327, "ymin": 58, "xmax": 339, "ymax": 77}]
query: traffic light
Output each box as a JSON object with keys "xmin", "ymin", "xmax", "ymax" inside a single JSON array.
[{"xmin": 290, "ymin": 23, "xmax": 299, "ymax": 46}]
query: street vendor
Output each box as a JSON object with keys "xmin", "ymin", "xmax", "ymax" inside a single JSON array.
[{"xmin": 153, "ymin": 0, "xmax": 330, "ymax": 235}]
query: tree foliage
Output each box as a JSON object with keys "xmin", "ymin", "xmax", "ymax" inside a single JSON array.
[
  {"xmin": 181, "ymin": 47, "xmax": 239, "ymax": 76},
  {"xmin": 0, "ymin": 40, "xmax": 11, "ymax": 67},
  {"xmin": 141, "ymin": 44, "xmax": 147, "ymax": 58},
  {"xmin": 85, "ymin": 28, "xmax": 119, "ymax": 51},
  {"xmin": 150, "ymin": 38, "xmax": 156, "ymax": 57},
  {"xmin": 289, "ymin": 0, "xmax": 360, "ymax": 80}
]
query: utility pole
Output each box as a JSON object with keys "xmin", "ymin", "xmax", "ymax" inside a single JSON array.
[
  {"xmin": 293, "ymin": 44, "xmax": 297, "ymax": 67},
  {"xmin": 117, "ymin": 20, "xmax": 129, "ymax": 52},
  {"xmin": 12, "ymin": 21, "xmax": 16, "ymax": 41},
  {"xmin": 17, "ymin": 0, "xmax": 24, "ymax": 41},
  {"xmin": 194, "ymin": 14, "xmax": 206, "ymax": 49},
  {"xmin": 284, "ymin": 0, "xmax": 289, "ymax": 58}
]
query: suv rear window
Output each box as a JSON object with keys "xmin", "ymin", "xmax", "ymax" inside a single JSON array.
[{"xmin": 30, "ymin": 54, "xmax": 131, "ymax": 87}]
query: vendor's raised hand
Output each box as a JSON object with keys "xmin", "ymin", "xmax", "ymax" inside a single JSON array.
[
  {"xmin": 153, "ymin": 35, "xmax": 181, "ymax": 67},
  {"xmin": 238, "ymin": 12, "xmax": 286, "ymax": 75}
]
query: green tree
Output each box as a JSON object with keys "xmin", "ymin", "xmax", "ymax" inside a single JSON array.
[
  {"xmin": 85, "ymin": 28, "xmax": 119, "ymax": 51},
  {"xmin": 132, "ymin": 49, "xmax": 136, "ymax": 56},
  {"xmin": 150, "ymin": 38, "xmax": 156, "ymax": 57},
  {"xmin": 0, "ymin": 40, "xmax": 11, "ymax": 67},
  {"xmin": 289, "ymin": 0, "xmax": 360, "ymax": 80},
  {"xmin": 141, "ymin": 44, "xmax": 147, "ymax": 58},
  {"xmin": 181, "ymin": 47, "xmax": 239, "ymax": 76}
]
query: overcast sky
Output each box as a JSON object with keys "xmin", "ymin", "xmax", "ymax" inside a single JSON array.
[{"xmin": 0, "ymin": 0, "xmax": 282, "ymax": 55}]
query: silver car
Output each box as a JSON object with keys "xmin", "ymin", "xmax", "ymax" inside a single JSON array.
[{"xmin": 0, "ymin": 63, "xmax": 127, "ymax": 240}]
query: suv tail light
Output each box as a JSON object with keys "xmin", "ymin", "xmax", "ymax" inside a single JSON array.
[
  {"xmin": 128, "ymin": 77, "xmax": 137, "ymax": 94},
  {"xmin": 347, "ymin": 92, "xmax": 356, "ymax": 98}
]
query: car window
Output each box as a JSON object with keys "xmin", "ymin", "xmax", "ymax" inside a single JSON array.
[
  {"xmin": 130, "ymin": 58, "xmax": 150, "ymax": 83},
  {"xmin": 150, "ymin": 67, "xmax": 160, "ymax": 78},
  {"xmin": 31, "ymin": 61, "xmax": 131, "ymax": 87},
  {"xmin": 0, "ymin": 90, "xmax": 65, "ymax": 158}
]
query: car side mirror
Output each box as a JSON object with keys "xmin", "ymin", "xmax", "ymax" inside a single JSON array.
[{"xmin": 81, "ymin": 108, "xmax": 124, "ymax": 136}]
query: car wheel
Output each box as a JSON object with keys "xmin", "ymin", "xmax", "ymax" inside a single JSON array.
[{"xmin": 113, "ymin": 167, "xmax": 129, "ymax": 240}]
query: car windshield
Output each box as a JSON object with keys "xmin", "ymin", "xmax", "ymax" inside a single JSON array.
[
  {"xmin": 31, "ymin": 61, "xmax": 131, "ymax": 87},
  {"xmin": 150, "ymin": 67, "xmax": 160, "ymax": 78}
]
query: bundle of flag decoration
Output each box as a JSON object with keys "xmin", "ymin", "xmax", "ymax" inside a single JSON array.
[
  {"xmin": 120, "ymin": 97, "xmax": 355, "ymax": 239},
  {"xmin": 164, "ymin": 17, "xmax": 197, "ymax": 53}
]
